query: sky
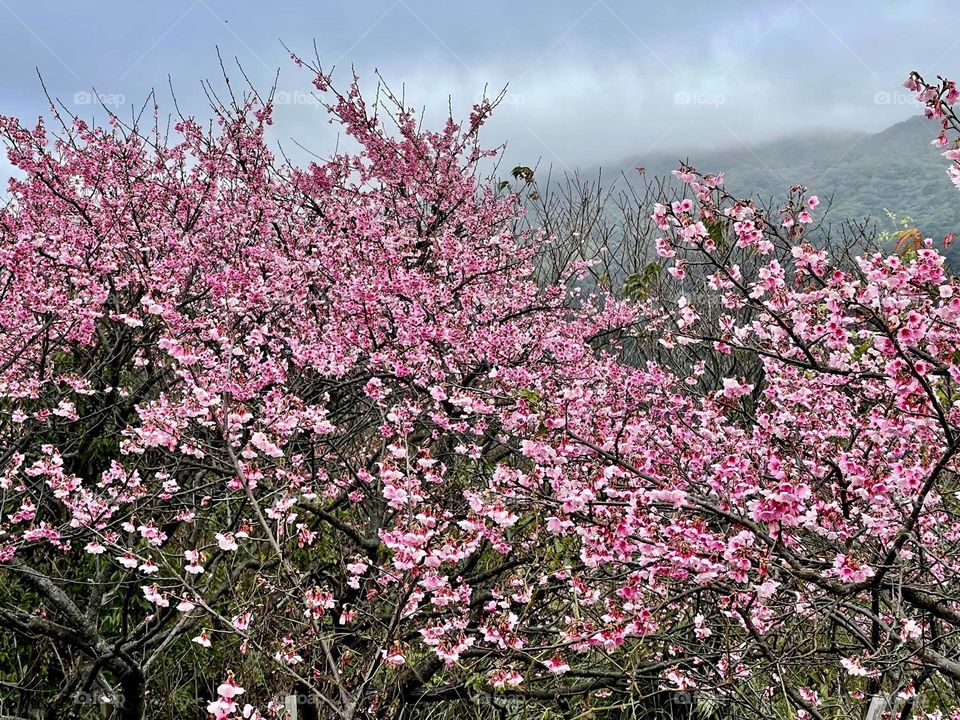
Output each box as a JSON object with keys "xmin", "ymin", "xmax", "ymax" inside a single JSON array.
[{"xmin": 0, "ymin": 0, "xmax": 957, "ymax": 179}]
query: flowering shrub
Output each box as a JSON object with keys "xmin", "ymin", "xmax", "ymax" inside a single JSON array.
[{"xmin": 2, "ymin": 60, "xmax": 960, "ymax": 720}]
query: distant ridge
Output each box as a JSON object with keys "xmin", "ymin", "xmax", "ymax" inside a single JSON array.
[{"xmin": 610, "ymin": 115, "xmax": 960, "ymax": 263}]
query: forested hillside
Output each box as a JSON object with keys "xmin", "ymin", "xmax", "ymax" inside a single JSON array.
[{"xmin": 617, "ymin": 114, "xmax": 960, "ymax": 262}]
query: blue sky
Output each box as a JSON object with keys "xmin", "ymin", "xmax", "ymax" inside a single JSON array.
[{"xmin": 0, "ymin": 0, "xmax": 956, "ymax": 177}]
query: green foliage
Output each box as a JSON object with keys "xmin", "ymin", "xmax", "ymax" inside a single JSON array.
[
  {"xmin": 511, "ymin": 166, "xmax": 535, "ymax": 183},
  {"xmin": 618, "ymin": 116, "xmax": 960, "ymax": 267},
  {"xmin": 876, "ymin": 208, "xmax": 916, "ymax": 246},
  {"xmin": 706, "ymin": 218, "xmax": 727, "ymax": 250},
  {"xmin": 622, "ymin": 261, "xmax": 662, "ymax": 300}
]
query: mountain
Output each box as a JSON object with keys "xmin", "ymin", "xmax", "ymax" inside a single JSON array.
[{"xmin": 610, "ymin": 115, "xmax": 960, "ymax": 261}]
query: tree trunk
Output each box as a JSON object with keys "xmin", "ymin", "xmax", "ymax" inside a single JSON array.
[{"xmin": 115, "ymin": 672, "xmax": 145, "ymax": 720}]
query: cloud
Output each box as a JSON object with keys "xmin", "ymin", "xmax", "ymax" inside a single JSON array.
[{"xmin": 0, "ymin": 0, "xmax": 953, "ymax": 177}]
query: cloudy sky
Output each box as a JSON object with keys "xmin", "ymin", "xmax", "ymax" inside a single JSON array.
[{"xmin": 0, "ymin": 0, "xmax": 956, "ymax": 177}]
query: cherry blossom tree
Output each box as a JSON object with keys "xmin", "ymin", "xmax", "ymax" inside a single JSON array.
[
  {"xmin": 3, "ymin": 57, "xmax": 960, "ymax": 720},
  {"xmin": 0, "ymin": 60, "xmax": 638, "ymax": 719}
]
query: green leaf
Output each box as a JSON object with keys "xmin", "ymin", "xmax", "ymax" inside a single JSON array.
[
  {"xmin": 511, "ymin": 165, "xmax": 534, "ymax": 183},
  {"xmin": 622, "ymin": 261, "xmax": 662, "ymax": 300},
  {"xmin": 706, "ymin": 218, "xmax": 727, "ymax": 249},
  {"xmin": 518, "ymin": 388, "xmax": 541, "ymax": 406}
]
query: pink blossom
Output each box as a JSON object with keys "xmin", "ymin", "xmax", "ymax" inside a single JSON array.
[
  {"xmin": 141, "ymin": 585, "xmax": 169, "ymax": 607},
  {"xmin": 216, "ymin": 533, "xmax": 239, "ymax": 551},
  {"xmin": 721, "ymin": 377, "xmax": 753, "ymax": 400},
  {"xmin": 543, "ymin": 656, "xmax": 570, "ymax": 674},
  {"xmin": 217, "ymin": 679, "xmax": 245, "ymax": 700}
]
